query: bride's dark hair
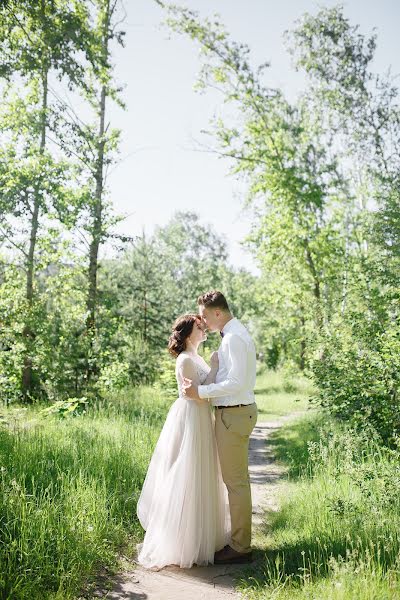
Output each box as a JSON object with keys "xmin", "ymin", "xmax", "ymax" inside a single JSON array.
[{"xmin": 168, "ymin": 313, "xmax": 199, "ymax": 357}]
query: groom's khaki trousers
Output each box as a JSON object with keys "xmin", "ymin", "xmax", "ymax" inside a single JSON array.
[{"xmin": 215, "ymin": 403, "xmax": 258, "ymax": 554}]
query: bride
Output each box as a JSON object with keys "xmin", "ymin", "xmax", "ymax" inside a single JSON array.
[{"xmin": 136, "ymin": 313, "xmax": 230, "ymax": 569}]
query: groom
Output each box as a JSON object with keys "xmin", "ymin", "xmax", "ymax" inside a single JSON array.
[{"xmin": 183, "ymin": 290, "xmax": 258, "ymax": 564}]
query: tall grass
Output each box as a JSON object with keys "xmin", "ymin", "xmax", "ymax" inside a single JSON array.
[
  {"xmin": 0, "ymin": 387, "xmax": 170, "ymax": 600},
  {"xmin": 240, "ymin": 414, "xmax": 400, "ymax": 599}
]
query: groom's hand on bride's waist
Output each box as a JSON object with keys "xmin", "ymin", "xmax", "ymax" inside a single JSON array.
[{"xmin": 182, "ymin": 378, "xmax": 205, "ymax": 404}]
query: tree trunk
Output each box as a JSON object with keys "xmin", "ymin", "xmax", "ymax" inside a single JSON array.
[
  {"xmin": 86, "ymin": 83, "xmax": 106, "ymax": 334},
  {"xmin": 22, "ymin": 69, "xmax": 48, "ymax": 401},
  {"xmin": 142, "ymin": 231, "xmax": 148, "ymax": 342},
  {"xmin": 303, "ymin": 238, "xmax": 323, "ymax": 328},
  {"xmin": 299, "ymin": 313, "xmax": 306, "ymax": 371},
  {"xmin": 85, "ymin": 0, "xmax": 110, "ymax": 380}
]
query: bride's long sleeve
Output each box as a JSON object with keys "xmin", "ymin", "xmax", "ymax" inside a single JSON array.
[{"xmin": 177, "ymin": 357, "xmax": 199, "ymax": 385}]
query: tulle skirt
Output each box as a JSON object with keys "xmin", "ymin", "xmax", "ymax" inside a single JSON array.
[{"xmin": 136, "ymin": 396, "xmax": 230, "ymax": 569}]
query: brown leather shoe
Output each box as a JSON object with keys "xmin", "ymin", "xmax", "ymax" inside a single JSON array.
[{"xmin": 214, "ymin": 545, "xmax": 253, "ymax": 564}]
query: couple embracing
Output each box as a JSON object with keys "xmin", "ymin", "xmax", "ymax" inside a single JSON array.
[{"xmin": 137, "ymin": 290, "xmax": 258, "ymax": 569}]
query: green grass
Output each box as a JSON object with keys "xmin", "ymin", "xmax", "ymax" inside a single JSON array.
[
  {"xmin": 254, "ymin": 368, "xmax": 313, "ymax": 419},
  {"xmin": 0, "ymin": 387, "xmax": 170, "ymax": 600},
  {"xmin": 265, "ymin": 411, "xmax": 323, "ymax": 477},
  {"xmin": 0, "ymin": 368, "xmax": 312, "ymax": 599},
  {"xmin": 239, "ymin": 412, "xmax": 400, "ymax": 600},
  {"xmin": 8, "ymin": 369, "xmax": 387, "ymax": 600}
]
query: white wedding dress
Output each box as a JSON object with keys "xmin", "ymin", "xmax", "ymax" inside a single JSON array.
[{"xmin": 136, "ymin": 351, "xmax": 230, "ymax": 569}]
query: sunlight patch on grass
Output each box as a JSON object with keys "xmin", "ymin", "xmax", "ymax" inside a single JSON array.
[{"xmin": 254, "ymin": 369, "xmax": 314, "ymax": 419}]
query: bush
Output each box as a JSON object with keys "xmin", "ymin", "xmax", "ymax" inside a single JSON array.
[{"xmin": 311, "ymin": 315, "xmax": 400, "ymax": 445}]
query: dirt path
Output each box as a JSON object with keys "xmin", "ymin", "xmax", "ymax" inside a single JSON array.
[{"xmin": 90, "ymin": 413, "xmax": 301, "ymax": 600}]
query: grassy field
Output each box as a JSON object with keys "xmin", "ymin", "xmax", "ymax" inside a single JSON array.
[
  {"xmin": 0, "ymin": 366, "xmax": 311, "ymax": 599},
  {"xmin": 254, "ymin": 368, "xmax": 313, "ymax": 419},
  {"xmin": 7, "ymin": 368, "xmax": 396, "ymax": 600},
  {"xmin": 0, "ymin": 387, "xmax": 170, "ymax": 600},
  {"xmin": 239, "ymin": 412, "xmax": 400, "ymax": 599}
]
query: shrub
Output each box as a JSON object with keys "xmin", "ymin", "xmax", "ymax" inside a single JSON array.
[{"xmin": 311, "ymin": 316, "xmax": 400, "ymax": 445}]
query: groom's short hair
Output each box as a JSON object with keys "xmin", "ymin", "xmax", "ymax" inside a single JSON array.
[{"xmin": 197, "ymin": 290, "xmax": 230, "ymax": 312}]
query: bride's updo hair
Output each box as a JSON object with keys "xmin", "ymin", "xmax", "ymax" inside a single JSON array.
[{"xmin": 168, "ymin": 313, "xmax": 199, "ymax": 357}]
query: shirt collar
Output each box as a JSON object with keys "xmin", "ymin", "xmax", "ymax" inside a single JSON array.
[{"xmin": 221, "ymin": 317, "xmax": 237, "ymax": 337}]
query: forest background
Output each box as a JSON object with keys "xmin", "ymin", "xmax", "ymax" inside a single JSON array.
[
  {"xmin": 0, "ymin": 2, "xmax": 400, "ymax": 599},
  {"xmin": 1, "ymin": 0, "xmax": 398, "ymax": 443}
]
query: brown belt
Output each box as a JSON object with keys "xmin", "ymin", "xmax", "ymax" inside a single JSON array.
[{"xmin": 215, "ymin": 403, "xmax": 255, "ymax": 409}]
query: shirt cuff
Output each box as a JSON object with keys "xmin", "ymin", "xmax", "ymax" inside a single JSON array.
[{"xmin": 198, "ymin": 384, "xmax": 209, "ymax": 399}]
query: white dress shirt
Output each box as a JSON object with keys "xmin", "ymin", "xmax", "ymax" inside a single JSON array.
[{"xmin": 198, "ymin": 317, "xmax": 256, "ymax": 407}]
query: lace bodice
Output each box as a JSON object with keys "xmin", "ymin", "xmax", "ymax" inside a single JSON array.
[{"xmin": 175, "ymin": 352, "xmax": 210, "ymax": 397}]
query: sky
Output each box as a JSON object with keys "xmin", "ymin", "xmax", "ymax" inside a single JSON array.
[{"xmin": 104, "ymin": 0, "xmax": 400, "ymax": 274}]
